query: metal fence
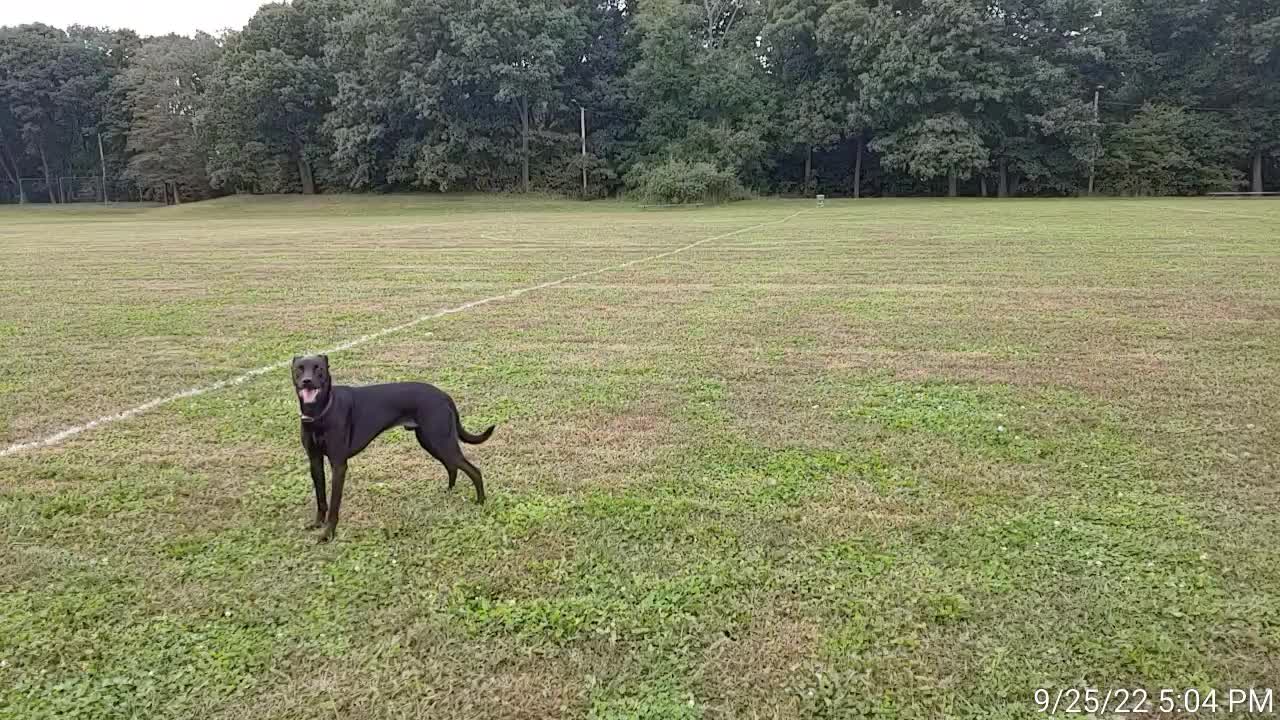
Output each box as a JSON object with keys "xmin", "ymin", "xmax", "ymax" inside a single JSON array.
[
  {"xmin": 58, "ymin": 176, "xmax": 106, "ymax": 203},
  {"xmin": 1, "ymin": 177, "xmax": 140, "ymax": 204},
  {"xmin": 0, "ymin": 180, "xmax": 17, "ymax": 203}
]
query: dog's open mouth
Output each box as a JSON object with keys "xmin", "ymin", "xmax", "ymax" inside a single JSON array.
[{"xmin": 299, "ymin": 388, "xmax": 320, "ymax": 404}]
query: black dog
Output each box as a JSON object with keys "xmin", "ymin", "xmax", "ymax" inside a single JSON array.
[{"xmin": 292, "ymin": 355, "xmax": 494, "ymax": 542}]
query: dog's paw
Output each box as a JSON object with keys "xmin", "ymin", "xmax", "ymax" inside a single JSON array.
[{"xmin": 315, "ymin": 528, "xmax": 335, "ymax": 544}]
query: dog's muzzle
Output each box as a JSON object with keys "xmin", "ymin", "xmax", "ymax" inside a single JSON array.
[{"xmin": 299, "ymin": 389, "xmax": 333, "ymax": 424}]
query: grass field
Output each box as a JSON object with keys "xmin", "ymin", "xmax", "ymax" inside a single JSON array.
[{"xmin": 1, "ymin": 196, "xmax": 1278, "ymax": 719}]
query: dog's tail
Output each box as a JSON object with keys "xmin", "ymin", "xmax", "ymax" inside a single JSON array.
[
  {"xmin": 459, "ymin": 422, "xmax": 495, "ymax": 444},
  {"xmin": 451, "ymin": 398, "xmax": 495, "ymax": 444}
]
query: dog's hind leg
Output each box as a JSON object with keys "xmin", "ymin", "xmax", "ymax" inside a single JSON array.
[
  {"xmin": 414, "ymin": 427, "xmax": 458, "ymax": 490},
  {"xmin": 441, "ymin": 446, "xmax": 484, "ymax": 504}
]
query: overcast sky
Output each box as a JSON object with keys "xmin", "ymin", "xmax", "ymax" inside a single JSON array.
[{"xmin": 0, "ymin": 0, "xmax": 269, "ymax": 37}]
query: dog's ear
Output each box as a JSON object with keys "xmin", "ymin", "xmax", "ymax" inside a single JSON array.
[{"xmin": 319, "ymin": 354, "xmax": 329, "ymax": 367}]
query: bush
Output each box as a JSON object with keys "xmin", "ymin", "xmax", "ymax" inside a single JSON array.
[
  {"xmin": 627, "ymin": 159, "xmax": 746, "ymax": 205},
  {"xmin": 537, "ymin": 152, "xmax": 618, "ymax": 200}
]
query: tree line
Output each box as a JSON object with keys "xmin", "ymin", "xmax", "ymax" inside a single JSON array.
[{"xmin": 1, "ymin": 0, "xmax": 1276, "ymax": 203}]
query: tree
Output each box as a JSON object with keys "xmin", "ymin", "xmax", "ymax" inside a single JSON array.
[
  {"xmin": 1097, "ymin": 0, "xmax": 1242, "ymax": 192},
  {"xmin": 322, "ymin": 0, "xmax": 425, "ymax": 190},
  {"xmin": 851, "ymin": 0, "xmax": 1009, "ymax": 195},
  {"xmin": 122, "ymin": 33, "xmax": 222, "ymax": 202},
  {"xmin": 977, "ymin": 0, "xmax": 1107, "ymax": 197},
  {"xmin": 1098, "ymin": 103, "xmax": 1242, "ymax": 195},
  {"xmin": 627, "ymin": 0, "xmax": 774, "ymax": 187},
  {"xmin": 761, "ymin": 0, "xmax": 843, "ymax": 193},
  {"xmin": 1220, "ymin": 0, "xmax": 1280, "ymax": 191},
  {"xmin": 558, "ymin": 0, "xmax": 635, "ymax": 197},
  {"xmin": 817, "ymin": 0, "xmax": 879, "ymax": 196},
  {"xmin": 4, "ymin": 0, "xmax": 1273, "ymax": 201},
  {"xmin": 446, "ymin": 0, "xmax": 586, "ymax": 192},
  {"xmin": 875, "ymin": 113, "xmax": 990, "ymax": 196},
  {"xmin": 396, "ymin": 0, "xmax": 509, "ymax": 191},
  {"xmin": 0, "ymin": 24, "xmax": 111, "ymax": 202},
  {"xmin": 0, "ymin": 74, "xmax": 29, "ymax": 199},
  {"xmin": 1103, "ymin": 0, "xmax": 1229, "ymax": 106},
  {"xmin": 207, "ymin": 1, "xmax": 344, "ymax": 194},
  {"xmin": 0, "ymin": 24, "xmax": 68, "ymax": 201},
  {"xmin": 69, "ymin": 26, "xmax": 143, "ymax": 200}
]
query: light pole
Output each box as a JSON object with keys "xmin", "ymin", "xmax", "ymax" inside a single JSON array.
[
  {"xmin": 573, "ymin": 100, "xmax": 587, "ymax": 197},
  {"xmin": 1088, "ymin": 85, "xmax": 1103, "ymax": 197}
]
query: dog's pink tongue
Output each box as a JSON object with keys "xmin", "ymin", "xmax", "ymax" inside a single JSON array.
[{"xmin": 300, "ymin": 388, "xmax": 319, "ymax": 404}]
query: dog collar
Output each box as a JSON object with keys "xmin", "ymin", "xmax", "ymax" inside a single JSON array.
[{"xmin": 300, "ymin": 391, "xmax": 334, "ymax": 424}]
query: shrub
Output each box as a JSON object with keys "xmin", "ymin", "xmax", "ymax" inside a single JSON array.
[
  {"xmin": 627, "ymin": 159, "xmax": 746, "ymax": 205},
  {"xmin": 538, "ymin": 153, "xmax": 618, "ymax": 200}
]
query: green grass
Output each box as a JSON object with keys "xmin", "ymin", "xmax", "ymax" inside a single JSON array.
[{"xmin": 1, "ymin": 195, "xmax": 1278, "ymax": 719}]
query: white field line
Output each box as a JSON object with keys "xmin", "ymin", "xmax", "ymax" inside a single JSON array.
[
  {"xmin": 1151, "ymin": 204, "xmax": 1277, "ymax": 221},
  {"xmin": 1, "ymin": 211, "xmax": 804, "ymax": 458}
]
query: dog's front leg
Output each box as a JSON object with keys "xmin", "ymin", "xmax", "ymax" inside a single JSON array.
[
  {"xmin": 307, "ymin": 451, "xmax": 327, "ymax": 529},
  {"xmin": 318, "ymin": 459, "xmax": 347, "ymax": 543}
]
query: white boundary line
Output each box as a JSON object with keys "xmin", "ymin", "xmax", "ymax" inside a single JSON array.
[
  {"xmin": 1, "ymin": 210, "xmax": 804, "ymax": 458},
  {"xmin": 1151, "ymin": 204, "xmax": 1276, "ymax": 221}
]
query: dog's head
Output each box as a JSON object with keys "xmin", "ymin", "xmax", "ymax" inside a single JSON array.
[{"xmin": 291, "ymin": 354, "xmax": 332, "ymax": 418}]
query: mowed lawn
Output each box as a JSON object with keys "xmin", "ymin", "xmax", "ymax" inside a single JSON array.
[{"xmin": 1, "ymin": 196, "xmax": 1277, "ymax": 719}]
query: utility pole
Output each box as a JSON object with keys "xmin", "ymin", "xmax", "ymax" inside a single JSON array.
[
  {"xmin": 97, "ymin": 133, "xmax": 108, "ymax": 204},
  {"xmin": 578, "ymin": 103, "xmax": 587, "ymax": 197},
  {"xmin": 1088, "ymin": 85, "xmax": 1102, "ymax": 197}
]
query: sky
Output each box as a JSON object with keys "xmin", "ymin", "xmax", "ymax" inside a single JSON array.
[{"xmin": 0, "ymin": 0, "xmax": 269, "ymax": 37}]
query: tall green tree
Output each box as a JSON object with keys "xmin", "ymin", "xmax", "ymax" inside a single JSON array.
[
  {"xmin": 1097, "ymin": 103, "xmax": 1242, "ymax": 195},
  {"xmin": 817, "ymin": 0, "xmax": 880, "ymax": 196},
  {"xmin": 1220, "ymin": 0, "xmax": 1280, "ymax": 191},
  {"xmin": 0, "ymin": 23, "xmax": 111, "ymax": 202},
  {"xmin": 976, "ymin": 0, "xmax": 1107, "ymax": 197},
  {"xmin": 0, "ymin": 103, "xmax": 21, "ymax": 199},
  {"xmin": 68, "ymin": 26, "xmax": 143, "ymax": 199},
  {"xmin": 857, "ymin": 0, "xmax": 1010, "ymax": 196},
  {"xmin": 208, "ymin": 1, "xmax": 344, "ymax": 193},
  {"xmin": 761, "ymin": 0, "xmax": 843, "ymax": 193},
  {"xmin": 322, "ymin": 0, "xmax": 425, "ymax": 190},
  {"xmin": 556, "ymin": 0, "xmax": 635, "ymax": 196},
  {"xmin": 122, "ymin": 33, "xmax": 222, "ymax": 202},
  {"xmin": 627, "ymin": 0, "xmax": 774, "ymax": 186},
  {"xmin": 447, "ymin": 0, "xmax": 586, "ymax": 192},
  {"xmin": 396, "ymin": 0, "xmax": 507, "ymax": 191},
  {"xmin": 1104, "ymin": 0, "xmax": 1229, "ymax": 105},
  {"xmin": 1098, "ymin": 0, "xmax": 1247, "ymax": 191}
]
